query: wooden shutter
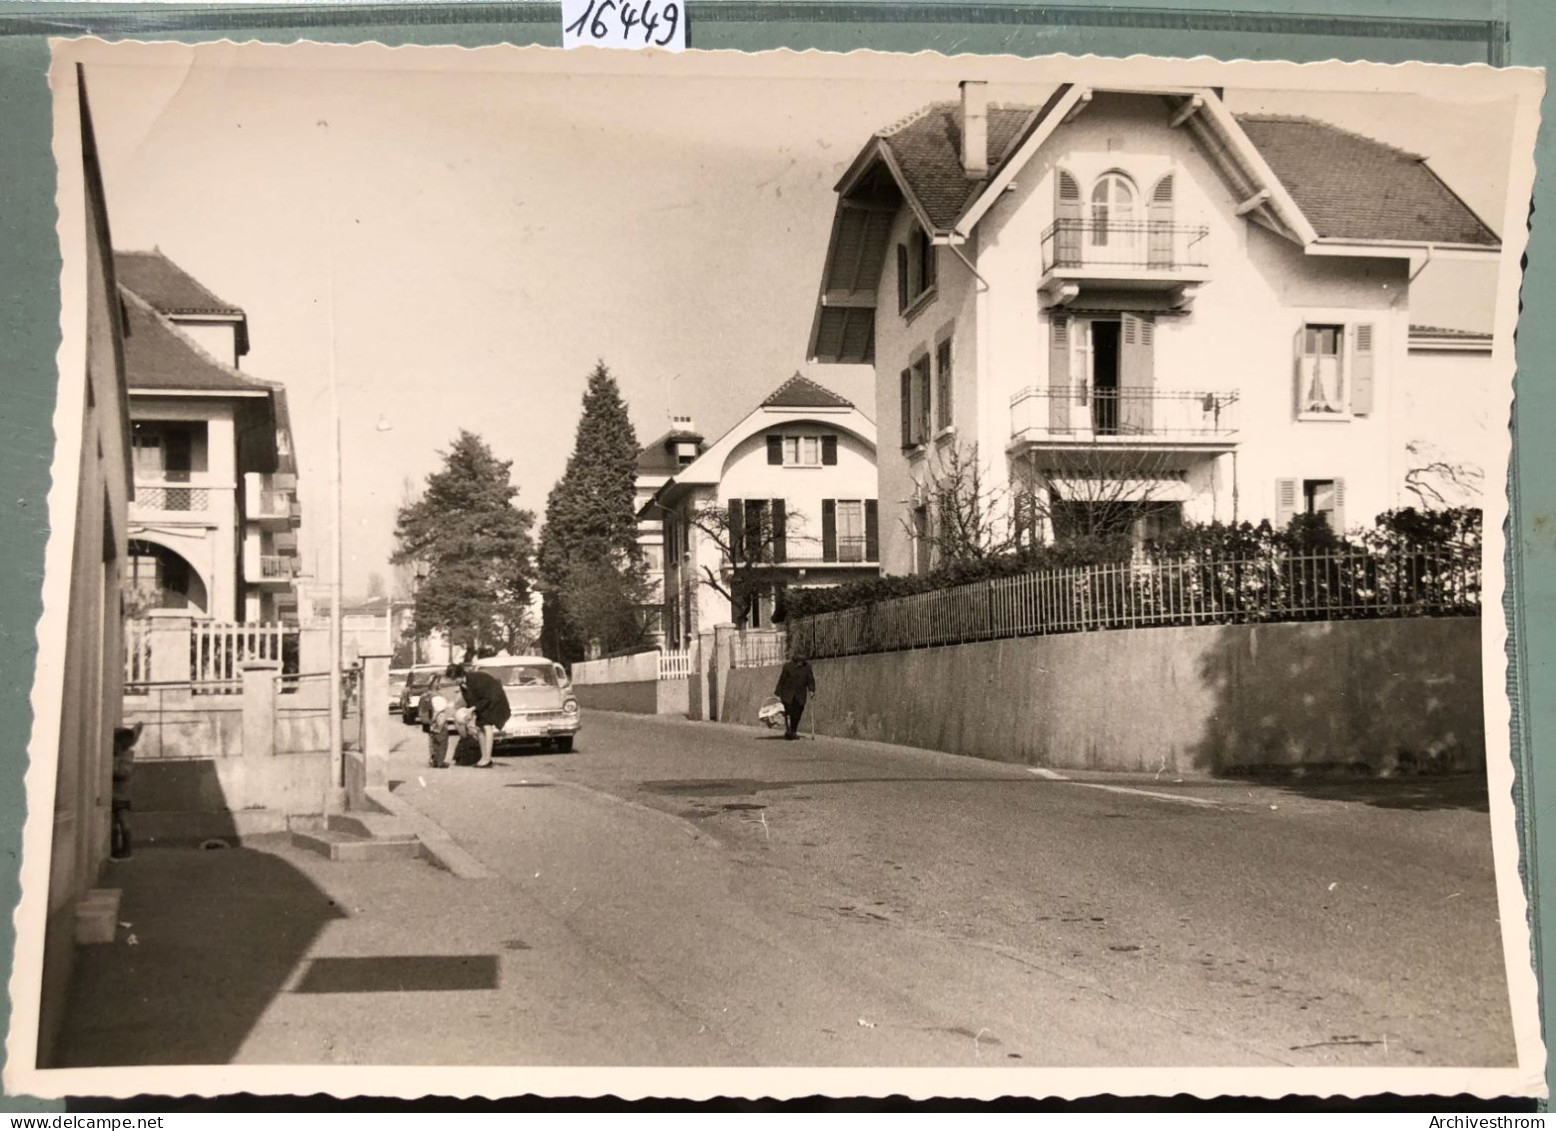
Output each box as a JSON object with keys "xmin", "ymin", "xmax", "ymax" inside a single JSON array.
[
  {"xmin": 1293, "ymin": 325, "xmax": 1307, "ymax": 418},
  {"xmin": 864, "ymin": 500, "xmax": 879, "ymax": 561},
  {"xmin": 727, "ymin": 498, "xmax": 744, "ymax": 560},
  {"xmin": 766, "ymin": 435, "xmax": 783, "ymax": 465},
  {"xmin": 822, "ymin": 499, "xmax": 838, "ymax": 562},
  {"xmin": 916, "ymin": 357, "xmax": 932, "ymax": 442},
  {"xmin": 936, "ymin": 338, "xmax": 953, "ymax": 430},
  {"xmin": 1351, "ymin": 323, "xmax": 1375, "ymax": 415},
  {"xmin": 745, "ymin": 500, "xmax": 766, "ymax": 562},
  {"xmin": 1275, "ymin": 479, "xmax": 1297, "ymax": 529},
  {"xmin": 770, "ymin": 498, "xmax": 786, "ymax": 562},
  {"xmin": 1119, "ymin": 314, "xmax": 1156, "ymax": 434},
  {"xmin": 896, "ymin": 244, "xmax": 909, "ymax": 313},
  {"xmin": 924, "ymin": 234, "xmax": 937, "ymax": 291},
  {"xmin": 821, "ymin": 435, "xmax": 838, "ymax": 465},
  {"xmin": 1147, "ymin": 174, "xmax": 1174, "ymax": 267},
  {"xmin": 900, "ymin": 369, "xmax": 913, "ymax": 448},
  {"xmin": 1331, "ymin": 478, "xmax": 1347, "ymax": 534},
  {"xmin": 1048, "ymin": 316, "xmax": 1072, "ymax": 432},
  {"xmin": 1055, "ymin": 170, "xmax": 1082, "ymax": 267}
]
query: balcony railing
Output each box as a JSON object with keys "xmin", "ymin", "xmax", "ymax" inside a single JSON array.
[
  {"xmin": 254, "ymin": 490, "xmax": 296, "ymax": 518},
  {"xmin": 754, "ymin": 537, "xmax": 877, "ymax": 566},
  {"xmin": 260, "ymin": 555, "xmax": 298, "ymax": 579},
  {"xmin": 1041, "ymin": 219, "xmax": 1210, "ymax": 274},
  {"xmin": 1011, "ymin": 388, "xmax": 1239, "ymax": 442},
  {"xmin": 134, "ymin": 484, "xmax": 211, "ymax": 512}
]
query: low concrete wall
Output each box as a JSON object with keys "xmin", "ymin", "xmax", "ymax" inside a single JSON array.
[
  {"xmin": 722, "ymin": 618, "xmax": 1484, "ymax": 776},
  {"xmin": 122, "ymin": 695, "xmax": 243, "ymax": 760},
  {"xmin": 573, "ymin": 651, "xmax": 658, "ymax": 685},
  {"xmin": 135, "ymin": 752, "xmax": 332, "ymax": 818},
  {"xmin": 575, "ymin": 678, "xmax": 690, "ymax": 716}
]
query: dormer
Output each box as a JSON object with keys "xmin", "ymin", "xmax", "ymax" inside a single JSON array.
[{"xmin": 114, "ymin": 249, "xmax": 251, "ymax": 369}]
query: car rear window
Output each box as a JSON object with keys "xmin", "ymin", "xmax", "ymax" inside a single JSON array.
[
  {"xmin": 485, "ymin": 664, "xmax": 558, "ymax": 688},
  {"xmin": 407, "ymin": 670, "xmax": 441, "ymax": 690}
]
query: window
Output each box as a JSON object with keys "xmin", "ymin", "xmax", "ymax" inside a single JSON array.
[
  {"xmin": 772, "ymin": 434, "xmax": 837, "ymax": 467},
  {"xmin": 896, "ymin": 222, "xmax": 937, "ymax": 314},
  {"xmin": 642, "ymin": 544, "xmax": 664, "ymax": 573},
  {"xmin": 823, "ymin": 499, "xmax": 879, "ymax": 563},
  {"xmin": 1298, "ymin": 325, "xmax": 1346, "ymax": 415},
  {"xmin": 935, "ymin": 338, "xmax": 954, "ymax": 431},
  {"xmin": 1275, "ymin": 477, "xmax": 1347, "ymax": 532},
  {"xmin": 900, "ymin": 357, "xmax": 933, "ymax": 449},
  {"xmin": 131, "ymin": 421, "xmax": 207, "ymax": 481},
  {"xmin": 1304, "ymin": 479, "xmax": 1342, "ymax": 530},
  {"xmin": 1089, "ymin": 172, "xmax": 1138, "ymax": 248},
  {"xmin": 912, "ymin": 504, "xmax": 931, "ymax": 574}
]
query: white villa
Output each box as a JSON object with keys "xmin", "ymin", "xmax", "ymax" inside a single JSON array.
[
  {"xmin": 634, "ymin": 415, "xmax": 707, "ymax": 645},
  {"xmin": 638, "ymin": 375, "xmax": 880, "ymax": 644},
  {"xmin": 807, "ymin": 81, "xmax": 1502, "ymax": 574},
  {"xmin": 117, "ymin": 250, "xmax": 302, "ymax": 622}
]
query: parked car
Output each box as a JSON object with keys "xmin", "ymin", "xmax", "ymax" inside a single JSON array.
[
  {"xmin": 399, "ymin": 664, "xmax": 445, "ymax": 725},
  {"xmin": 388, "ymin": 668, "xmax": 410, "ymax": 714},
  {"xmin": 472, "ymin": 655, "xmax": 581, "ymax": 753}
]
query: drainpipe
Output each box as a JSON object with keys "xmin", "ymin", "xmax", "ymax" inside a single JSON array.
[{"xmin": 942, "ymin": 237, "xmax": 1001, "ymax": 533}]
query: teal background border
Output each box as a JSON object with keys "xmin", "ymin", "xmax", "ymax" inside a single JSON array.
[{"xmin": 0, "ymin": 0, "xmax": 1544, "ymax": 1109}]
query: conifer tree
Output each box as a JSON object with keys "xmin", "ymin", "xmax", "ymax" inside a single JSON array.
[
  {"xmin": 392, "ymin": 431, "xmax": 536, "ymax": 658},
  {"xmin": 538, "ymin": 361, "xmax": 651, "ymax": 663}
]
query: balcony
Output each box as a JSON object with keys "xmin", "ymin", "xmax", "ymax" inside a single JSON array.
[
  {"xmin": 132, "ymin": 480, "xmax": 212, "ymax": 515},
  {"xmin": 256, "ymin": 555, "xmax": 299, "ymax": 585},
  {"xmin": 776, "ymin": 537, "xmax": 878, "ymax": 567},
  {"xmin": 1039, "ymin": 220, "xmax": 1211, "ymax": 301},
  {"xmin": 1010, "ymin": 388, "xmax": 1239, "ymax": 451},
  {"xmin": 250, "ymin": 488, "xmax": 300, "ymax": 529}
]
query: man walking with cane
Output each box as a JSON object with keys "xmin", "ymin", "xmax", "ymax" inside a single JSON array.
[{"xmin": 775, "ymin": 651, "xmax": 816, "ymax": 741}]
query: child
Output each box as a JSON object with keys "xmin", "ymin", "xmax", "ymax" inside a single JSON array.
[
  {"xmin": 110, "ymin": 722, "xmax": 142, "ymax": 860},
  {"xmin": 426, "ymin": 680, "xmax": 458, "ymax": 769}
]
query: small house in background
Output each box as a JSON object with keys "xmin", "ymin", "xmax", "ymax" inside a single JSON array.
[
  {"xmin": 807, "ymin": 81, "xmax": 1501, "ymax": 575},
  {"xmin": 115, "ymin": 250, "xmax": 302, "ymax": 623},
  {"xmin": 639, "ymin": 374, "xmax": 879, "ymax": 645},
  {"xmin": 634, "ymin": 415, "xmax": 706, "ymax": 646}
]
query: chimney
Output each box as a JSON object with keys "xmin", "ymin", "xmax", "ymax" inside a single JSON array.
[
  {"xmin": 961, "ymin": 80, "xmax": 989, "ymax": 180},
  {"xmin": 671, "ymin": 414, "xmax": 695, "ymax": 434}
]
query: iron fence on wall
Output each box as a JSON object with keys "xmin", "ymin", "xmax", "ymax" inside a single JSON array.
[{"xmin": 785, "ymin": 550, "xmax": 1480, "ymax": 660}]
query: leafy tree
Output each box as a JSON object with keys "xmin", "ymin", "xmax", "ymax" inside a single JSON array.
[
  {"xmin": 537, "ymin": 362, "xmax": 649, "ymax": 662},
  {"xmin": 685, "ymin": 499, "xmax": 803, "ymax": 628},
  {"xmin": 391, "ymin": 430, "xmax": 536, "ymax": 658}
]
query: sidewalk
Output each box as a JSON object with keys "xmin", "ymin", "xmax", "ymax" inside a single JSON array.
[{"xmin": 50, "ymin": 792, "xmax": 729, "ymax": 1068}]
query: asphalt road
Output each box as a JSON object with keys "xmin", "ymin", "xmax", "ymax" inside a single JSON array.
[{"xmin": 386, "ymin": 709, "xmax": 1517, "ymax": 1069}]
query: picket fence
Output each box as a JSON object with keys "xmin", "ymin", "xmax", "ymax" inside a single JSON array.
[
  {"xmin": 785, "ymin": 550, "xmax": 1480, "ymax": 660},
  {"xmin": 124, "ymin": 619, "xmax": 301, "ymax": 694}
]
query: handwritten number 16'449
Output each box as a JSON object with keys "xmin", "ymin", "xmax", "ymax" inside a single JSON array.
[{"xmin": 565, "ymin": 0, "xmax": 682, "ymax": 47}]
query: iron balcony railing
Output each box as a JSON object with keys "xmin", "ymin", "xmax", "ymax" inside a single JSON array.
[
  {"xmin": 260, "ymin": 555, "xmax": 298, "ymax": 579},
  {"xmin": 785, "ymin": 550, "xmax": 1480, "ymax": 660},
  {"xmin": 134, "ymin": 484, "xmax": 211, "ymax": 512},
  {"xmin": 1011, "ymin": 387, "xmax": 1239, "ymax": 441},
  {"xmin": 1041, "ymin": 219, "xmax": 1210, "ymax": 273}
]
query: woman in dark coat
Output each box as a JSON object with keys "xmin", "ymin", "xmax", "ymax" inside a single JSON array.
[
  {"xmin": 449, "ymin": 663, "xmax": 511, "ymax": 767},
  {"xmin": 774, "ymin": 654, "xmax": 816, "ymax": 740}
]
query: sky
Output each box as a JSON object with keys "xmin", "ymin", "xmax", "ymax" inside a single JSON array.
[{"xmin": 76, "ymin": 45, "xmax": 1522, "ymax": 598}]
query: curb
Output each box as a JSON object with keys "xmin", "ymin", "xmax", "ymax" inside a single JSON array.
[{"xmin": 363, "ymin": 785, "xmax": 495, "ymax": 880}]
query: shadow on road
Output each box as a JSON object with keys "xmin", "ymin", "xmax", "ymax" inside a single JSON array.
[
  {"xmin": 50, "ymin": 842, "xmax": 346, "ymax": 1067},
  {"xmin": 1221, "ymin": 772, "xmax": 1490, "ymax": 812}
]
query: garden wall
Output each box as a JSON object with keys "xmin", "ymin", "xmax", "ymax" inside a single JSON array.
[{"xmin": 723, "ymin": 618, "xmax": 1484, "ymax": 775}]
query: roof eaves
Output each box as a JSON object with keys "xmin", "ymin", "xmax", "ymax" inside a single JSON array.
[{"xmin": 1199, "ymin": 95, "xmax": 1320, "ymax": 247}]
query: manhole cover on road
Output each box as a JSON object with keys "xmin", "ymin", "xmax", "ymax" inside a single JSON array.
[{"xmin": 502, "ymin": 939, "xmax": 532, "ymax": 951}]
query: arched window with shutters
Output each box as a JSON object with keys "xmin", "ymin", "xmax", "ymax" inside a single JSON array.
[
  {"xmin": 1147, "ymin": 173, "xmax": 1175, "ymax": 267},
  {"xmin": 1089, "ymin": 171, "xmax": 1138, "ymax": 253}
]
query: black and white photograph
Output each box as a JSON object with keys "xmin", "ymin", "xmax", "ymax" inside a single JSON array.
[{"xmin": 3, "ymin": 38, "xmax": 1544, "ymax": 1100}]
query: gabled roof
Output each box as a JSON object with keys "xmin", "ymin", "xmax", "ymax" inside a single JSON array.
[
  {"xmin": 636, "ymin": 375, "xmax": 875, "ymax": 517},
  {"xmin": 879, "ymin": 103, "xmax": 1045, "ymax": 233},
  {"xmin": 1234, "ymin": 116, "xmax": 1499, "ymax": 247},
  {"xmin": 636, "ymin": 424, "xmax": 707, "ymax": 476},
  {"xmin": 761, "ymin": 373, "xmax": 854, "ymax": 409},
  {"xmin": 809, "ymin": 83, "xmax": 1500, "ymax": 365},
  {"xmin": 120, "ymin": 288, "xmax": 269, "ymax": 394},
  {"xmin": 116, "ymin": 249, "xmax": 251, "ymax": 357}
]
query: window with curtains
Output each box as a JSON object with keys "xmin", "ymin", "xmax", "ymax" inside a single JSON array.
[
  {"xmin": 1294, "ymin": 322, "xmax": 1374, "ymax": 419},
  {"xmin": 821, "ymin": 499, "xmax": 879, "ymax": 563}
]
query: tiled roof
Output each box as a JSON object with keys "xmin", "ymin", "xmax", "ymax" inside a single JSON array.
[
  {"xmin": 120, "ymin": 288, "xmax": 270, "ymax": 393},
  {"xmin": 761, "ymin": 373, "xmax": 854, "ymax": 409},
  {"xmin": 880, "ymin": 103, "xmax": 1041, "ymax": 231},
  {"xmin": 636, "ymin": 426, "xmax": 706, "ymax": 475},
  {"xmin": 1235, "ymin": 116, "xmax": 1499, "ymax": 246},
  {"xmin": 115, "ymin": 249, "xmax": 245, "ymax": 316}
]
